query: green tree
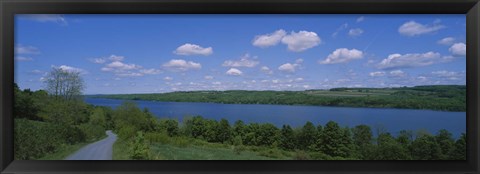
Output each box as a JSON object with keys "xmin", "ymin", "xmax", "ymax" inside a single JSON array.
[
  {"xmin": 257, "ymin": 123, "xmax": 279, "ymax": 147},
  {"xmin": 435, "ymin": 129, "xmax": 455, "ymax": 159},
  {"xmin": 89, "ymin": 107, "xmax": 106, "ymax": 128},
  {"xmin": 321, "ymin": 121, "xmax": 349, "ymax": 157},
  {"xmin": 130, "ymin": 131, "xmax": 150, "ymax": 160},
  {"xmin": 373, "ymin": 133, "xmax": 410, "ymax": 160},
  {"xmin": 411, "ymin": 134, "xmax": 442, "ymax": 160},
  {"xmin": 280, "ymin": 125, "xmax": 296, "ymax": 150},
  {"xmin": 44, "ymin": 67, "xmax": 84, "ymax": 101},
  {"xmin": 217, "ymin": 119, "xmax": 232, "ymax": 143},
  {"xmin": 449, "ymin": 133, "xmax": 466, "ymax": 160},
  {"xmin": 352, "ymin": 125, "xmax": 372, "ymax": 158},
  {"xmin": 297, "ymin": 122, "xmax": 317, "ymax": 151}
]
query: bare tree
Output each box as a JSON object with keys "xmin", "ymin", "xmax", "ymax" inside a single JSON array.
[{"xmin": 45, "ymin": 67, "xmax": 84, "ymax": 100}]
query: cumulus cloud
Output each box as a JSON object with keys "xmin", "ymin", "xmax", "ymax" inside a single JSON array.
[
  {"xmin": 319, "ymin": 48, "xmax": 363, "ymax": 64},
  {"xmin": 116, "ymin": 72, "xmax": 143, "ymax": 77},
  {"xmin": 252, "ymin": 29, "xmax": 287, "ymax": 48},
  {"xmin": 162, "ymin": 59, "xmax": 201, "ymax": 71},
  {"xmin": 431, "ymin": 70, "xmax": 465, "ymax": 80},
  {"xmin": 140, "ymin": 68, "xmax": 162, "ymax": 75},
  {"xmin": 369, "ymin": 71, "xmax": 385, "ymax": 77},
  {"xmin": 164, "ymin": 76, "xmax": 173, "ymax": 81},
  {"xmin": 260, "ymin": 66, "xmax": 273, "ymax": 74},
  {"xmin": 91, "ymin": 55, "xmax": 124, "ymax": 64},
  {"xmin": 21, "ymin": 14, "xmax": 67, "ymax": 25},
  {"xmin": 222, "ymin": 54, "xmax": 259, "ymax": 68},
  {"xmin": 449, "ymin": 42, "xmax": 466, "ymax": 56},
  {"xmin": 281, "ymin": 31, "xmax": 321, "ymax": 52},
  {"xmin": 278, "ymin": 59, "xmax": 303, "ymax": 73},
  {"xmin": 437, "ymin": 37, "xmax": 456, "ymax": 45},
  {"xmin": 348, "ymin": 28, "xmax": 364, "ymax": 37},
  {"xmin": 398, "ymin": 21, "xmax": 445, "ymax": 36},
  {"xmin": 226, "ymin": 68, "xmax": 243, "ymax": 76},
  {"xmin": 377, "ymin": 51, "xmax": 441, "ymax": 69},
  {"xmin": 174, "ymin": 43, "xmax": 213, "ymax": 56},
  {"xmin": 53, "ymin": 65, "xmax": 87, "ymax": 74},
  {"xmin": 332, "ymin": 23, "xmax": 349, "ymax": 38},
  {"xmin": 102, "ymin": 61, "xmax": 142, "ymax": 72},
  {"xmin": 15, "ymin": 56, "xmax": 33, "ymax": 61},
  {"xmin": 15, "ymin": 45, "xmax": 40, "ymax": 54},
  {"xmin": 389, "ymin": 70, "xmax": 406, "ymax": 77}
]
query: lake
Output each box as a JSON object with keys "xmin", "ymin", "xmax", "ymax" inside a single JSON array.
[{"xmin": 85, "ymin": 97, "xmax": 466, "ymax": 137}]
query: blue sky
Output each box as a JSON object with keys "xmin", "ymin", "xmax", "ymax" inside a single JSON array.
[{"xmin": 15, "ymin": 14, "xmax": 466, "ymax": 94}]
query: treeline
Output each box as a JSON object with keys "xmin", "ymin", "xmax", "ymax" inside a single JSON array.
[
  {"xmin": 108, "ymin": 101, "xmax": 466, "ymax": 160},
  {"xmin": 14, "ymin": 68, "xmax": 109, "ymax": 160},
  {"xmin": 93, "ymin": 85, "xmax": 466, "ymax": 112}
]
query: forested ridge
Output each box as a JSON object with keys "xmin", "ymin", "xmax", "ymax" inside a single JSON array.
[
  {"xmin": 14, "ymin": 67, "xmax": 466, "ymax": 160},
  {"xmin": 91, "ymin": 85, "xmax": 466, "ymax": 112}
]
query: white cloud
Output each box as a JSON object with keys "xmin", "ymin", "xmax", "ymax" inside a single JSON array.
[
  {"xmin": 398, "ymin": 21, "xmax": 445, "ymax": 36},
  {"xmin": 226, "ymin": 68, "xmax": 242, "ymax": 76},
  {"xmin": 260, "ymin": 66, "xmax": 273, "ymax": 74},
  {"xmin": 295, "ymin": 77, "xmax": 304, "ymax": 81},
  {"xmin": 22, "ymin": 14, "xmax": 67, "ymax": 25},
  {"xmin": 348, "ymin": 28, "xmax": 364, "ymax": 37},
  {"xmin": 15, "ymin": 56, "xmax": 33, "ymax": 61},
  {"xmin": 389, "ymin": 70, "xmax": 406, "ymax": 77},
  {"xmin": 162, "ymin": 59, "xmax": 201, "ymax": 71},
  {"xmin": 252, "ymin": 29, "xmax": 287, "ymax": 48},
  {"xmin": 356, "ymin": 16, "xmax": 365, "ymax": 23},
  {"xmin": 319, "ymin": 48, "xmax": 363, "ymax": 64},
  {"xmin": 116, "ymin": 72, "xmax": 143, "ymax": 77},
  {"xmin": 15, "ymin": 45, "xmax": 40, "ymax": 54},
  {"xmin": 102, "ymin": 61, "xmax": 142, "ymax": 72},
  {"xmin": 164, "ymin": 76, "xmax": 173, "ymax": 81},
  {"xmin": 369, "ymin": 71, "xmax": 385, "ymax": 77},
  {"xmin": 204, "ymin": 75, "xmax": 214, "ymax": 80},
  {"xmin": 174, "ymin": 43, "xmax": 213, "ymax": 56},
  {"xmin": 278, "ymin": 63, "xmax": 296, "ymax": 73},
  {"xmin": 431, "ymin": 71, "xmax": 465, "ymax": 81},
  {"xmin": 377, "ymin": 51, "xmax": 441, "ymax": 69},
  {"xmin": 449, "ymin": 42, "xmax": 466, "ymax": 56},
  {"xmin": 53, "ymin": 65, "xmax": 87, "ymax": 74},
  {"xmin": 278, "ymin": 59, "xmax": 303, "ymax": 73},
  {"xmin": 92, "ymin": 58, "xmax": 106, "ymax": 64},
  {"xmin": 437, "ymin": 37, "xmax": 456, "ymax": 45},
  {"xmin": 140, "ymin": 68, "xmax": 162, "ymax": 75},
  {"xmin": 29, "ymin": 70, "xmax": 44, "ymax": 74},
  {"xmin": 222, "ymin": 54, "xmax": 259, "ymax": 68},
  {"xmin": 212, "ymin": 81, "xmax": 222, "ymax": 85},
  {"xmin": 281, "ymin": 31, "xmax": 321, "ymax": 52},
  {"xmin": 108, "ymin": 55, "xmax": 125, "ymax": 61}
]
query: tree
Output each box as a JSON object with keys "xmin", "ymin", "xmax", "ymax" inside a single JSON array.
[
  {"xmin": 217, "ymin": 119, "xmax": 231, "ymax": 143},
  {"xmin": 372, "ymin": 133, "xmax": 410, "ymax": 160},
  {"xmin": 45, "ymin": 67, "xmax": 84, "ymax": 101},
  {"xmin": 256, "ymin": 123, "xmax": 279, "ymax": 147},
  {"xmin": 352, "ymin": 125, "xmax": 373, "ymax": 159},
  {"xmin": 90, "ymin": 107, "xmax": 106, "ymax": 128},
  {"xmin": 321, "ymin": 121, "xmax": 350, "ymax": 157},
  {"xmin": 163, "ymin": 119, "xmax": 179, "ymax": 137},
  {"xmin": 449, "ymin": 133, "xmax": 466, "ymax": 160},
  {"xmin": 435, "ymin": 129, "xmax": 455, "ymax": 159},
  {"xmin": 410, "ymin": 134, "xmax": 442, "ymax": 160},
  {"xmin": 280, "ymin": 125, "xmax": 296, "ymax": 150},
  {"xmin": 297, "ymin": 122, "xmax": 317, "ymax": 151}
]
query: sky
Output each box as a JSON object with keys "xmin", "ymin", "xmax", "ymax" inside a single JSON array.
[{"xmin": 14, "ymin": 14, "xmax": 466, "ymax": 94}]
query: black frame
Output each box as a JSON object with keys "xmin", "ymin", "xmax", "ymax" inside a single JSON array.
[{"xmin": 1, "ymin": 0, "xmax": 479, "ymax": 173}]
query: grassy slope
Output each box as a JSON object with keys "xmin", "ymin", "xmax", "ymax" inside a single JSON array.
[
  {"xmin": 39, "ymin": 134, "xmax": 108, "ymax": 160},
  {"xmin": 150, "ymin": 143, "xmax": 277, "ymax": 160}
]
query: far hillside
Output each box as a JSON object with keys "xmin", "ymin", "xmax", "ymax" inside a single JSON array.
[{"xmin": 89, "ymin": 85, "xmax": 466, "ymax": 112}]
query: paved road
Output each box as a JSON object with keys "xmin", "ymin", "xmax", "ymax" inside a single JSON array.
[{"xmin": 65, "ymin": 130, "xmax": 117, "ymax": 160}]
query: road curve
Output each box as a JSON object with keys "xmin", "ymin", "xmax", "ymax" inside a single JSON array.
[{"xmin": 65, "ymin": 130, "xmax": 117, "ymax": 160}]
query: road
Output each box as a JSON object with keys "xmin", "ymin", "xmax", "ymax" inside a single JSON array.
[{"xmin": 65, "ymin": 130, "xmax": 117, "ymax": 160}]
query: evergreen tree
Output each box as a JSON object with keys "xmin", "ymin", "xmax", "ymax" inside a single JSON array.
[
  {"xmin": 411, "ymin": 134, "xmax": 442, "ymax": 160},
  {"xmin": 435, "ymin": 129, "xmax": 455, "ymax": 159},
  {"xmin": 298, "ymin": 121, "xmax": 317, "ymax": 150},
  {"xmin": 280, "ymin": 125, "xmax": 296, "ymax": 150}
]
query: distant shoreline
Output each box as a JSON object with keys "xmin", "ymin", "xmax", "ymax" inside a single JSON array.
[{"xmin": 86, "ymin": 85, "xmax": 466, "ymax": 112}]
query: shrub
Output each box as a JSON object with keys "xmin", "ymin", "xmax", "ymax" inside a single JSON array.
[
  {"xmin": 78, "ymin": 123, "xmax": 105, "ymax": 141},
  {"xmin": 130, "ymin": 131, "xmax": 150, "ymax": 160}
]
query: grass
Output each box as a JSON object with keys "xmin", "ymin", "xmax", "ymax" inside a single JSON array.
[
  {"xmin": 38, "ymin": 142, "xmax": 90, "ymax": 160},
  {"xmin": 150, "ymin": 143, "xmax": 279, "ymax": 160},
  {"xmin": 39, "ymin": 134, "xmax": 107, "ymax": 160}
]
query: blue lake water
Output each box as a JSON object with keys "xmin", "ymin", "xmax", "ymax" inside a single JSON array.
[{"xmin": 84, "ymin": 97, "xmax": 466, "ymax": 137}]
